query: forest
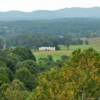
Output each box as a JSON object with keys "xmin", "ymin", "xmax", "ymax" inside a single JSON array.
[
  {"xmin": 0, "ymin": 18, "xmax": 100, "ymax": 48},
  {"xmin": 0, "ymin": 47, "xmax": 100, "ymax": 100}
]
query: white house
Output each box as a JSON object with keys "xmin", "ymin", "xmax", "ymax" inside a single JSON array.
[{"xmin": 39, "ymin": 47, "xmax": 56, "ymax": 51}]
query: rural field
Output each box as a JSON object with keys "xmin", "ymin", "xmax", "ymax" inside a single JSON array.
[
  {"xmin": 34, "ymin": 37, "xmax": 100, "ymax": 60},
  {"xmin": 34, "ymin": 50, "xmax": 72, "ymax": 60},
  {"xmin": 88, "ymin": 37, "xmax": 100, "ymax": 50}
]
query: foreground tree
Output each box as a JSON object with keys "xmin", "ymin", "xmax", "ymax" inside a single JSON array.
[
  {"xmin": 13, "ymin": 47, "xmax": 36, "ymax": 61},
  {"xmin": 15, "ymin": 60, "xmax": 39, "ymax": 74},
  {"xmin": 28, "ymin": 67, "xmax": 86, "ymax": 100},
  {"xmin": 15, "ymin": 67, "xmax": 35, "ymax": 90},
  {"xmin": 0, "ymin": 83, "xmax": 9, "ymax": 100},
  {"xmin": 0, "ymin": 67, "xmax": 10, "ymax": 86},
  {"xmin": 5, "ymin": 80, "xmax": 29, "ymax": 100}
]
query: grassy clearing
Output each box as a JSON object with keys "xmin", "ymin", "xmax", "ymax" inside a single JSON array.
[
  {"xmin": 33, "ymin": 37, "xmax": 100, "ymax": 60},
  {"xmin": 88, "ymin": 37, "xmax": 100, "ymax": 51},
  {"xmin": 34, "ymin": 50, "xmax": 72, "ymax": 61},
  {"xmin": 69, "ymin": 45, "xmax": 91, "ymax": 50},
  {"xmin": 69, "ymin": 37, "xmax": 100, "ymax": 51},
  {"xmin": 34, "ymin": 45, "xmax": 91, "ymax": 60},
  {"xmin": 59, "ymin": 44, "xmax": 91, "ymax": 50}
]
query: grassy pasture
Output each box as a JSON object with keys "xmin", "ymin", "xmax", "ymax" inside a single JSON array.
[
  {"xmin": 69, "ymin": 45, "xmax": 91, "ymax": 50},
  {"xmin": 34, "ymin": 37, "xmax": 100, "ymax": 60},
  {"xmin": 34, "ymin": 50, "xmax": 72, "ymax": 60},
  {"xmin": 88, "ymin": 37, "xmax": 100, "ymax": 51},
  {"xmin": 34, "ymin": 44, "xmax": 91, "ymax": 60},
  {"xmin": 69, "ymin": 37, "xmax": 100, "ymax": 51},
  {"xmin": 59, "ymin": 44, "xmax": 91, "ymax": 50}
]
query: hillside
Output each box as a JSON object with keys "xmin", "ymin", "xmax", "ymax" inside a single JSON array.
[
  {"xmin": 0, "ymin": 18, "xmax": 100, "ymax": 36},
  {"xmin": 0, "ymin": 7, "xmax": 100, "ymax": 21},
  {"xmin": 0, "ymin": 18, "xmax": 100, "ymax": 48}
]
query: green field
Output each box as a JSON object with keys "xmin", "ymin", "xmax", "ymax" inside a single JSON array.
[
  {"xmin": 34, "ymin": 37, "xmax": 100, "ymax": 60},
  {"xmin": 88, "ymin": 37, "xmax": 100, "ymax": 51},
  {"xmin": 34, "ymin": 45, "xmax": 91, "ymax": 60},
  {"xmin": 34, "ymin": 50, "xmax": 72, "ymax": 60}
]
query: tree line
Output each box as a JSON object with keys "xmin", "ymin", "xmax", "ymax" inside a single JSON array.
[{"xmin": 0, "ymin": 18, "xmax": 100, "ymax": 48}]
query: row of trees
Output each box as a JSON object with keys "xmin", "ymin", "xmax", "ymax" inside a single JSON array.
[
  {"xmin": 0, "ymin": 34, "xmax": 83, "ymax": 49},
  {"xmin": 0, "ymin": 19, "xmax": 100, "ymax": 37},
  {"xmin": 0, "ymin": 47, "xmax": 100, "ymax": 100}
]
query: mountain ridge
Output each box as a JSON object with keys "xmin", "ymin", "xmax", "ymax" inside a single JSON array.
[{"xmin": 0, "ymin": 7, "xmax": 100, "ymax": 21}]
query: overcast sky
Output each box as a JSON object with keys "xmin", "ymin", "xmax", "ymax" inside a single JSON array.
[{"xmin": 0, "ymin": 0, "xmax": 100, "ymax": 12}]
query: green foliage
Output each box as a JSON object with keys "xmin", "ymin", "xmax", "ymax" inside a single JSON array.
[
  {"xmin": 15, "ymin": 68, "xmax": 35, "ymax": 90},
  {"xmin": 4, "ymin": 53, "xmax": 20, "ymax": 72},
  {"xmin": 0, "ymin": 37, "xmax": 5, "ymax": 49},
  {"xmin": 61, "ymin": 55, "xmax": 69, "ymax": 61},
  {"xmin": 13, "ymin": 47, "xmax": 36, "ymax": 61},
  {"xmin": 28, "ymin": 67, "xmax": 86, "ymax": 100},
  {"xmin": 5, "ymin": 80, "xmax": 29, "ymax": 100},
  {"xmin": 0, "ymin": 47, "xmax": 100, "ymax": 100},
  {"xmin": 0, "ymin": 19, "xmax": 100, "ymax": 48},
  {"xmin": 0, "ymin": 61, "xmax": 7, "ymax": 68},
  {"xmin": 0, "ymin": 83, "xmax": 9, "ymax": 100},
  {"xmin": 15, "ymin": 60, "xmax": 38, "ymax": 74},
  {"xmin": 28, "ymin": 48, "xmax": 100, "ymax": 100},
  {"xmin": 0, "ymin": 67, "xmax": 10, "ymax": 86},
  {"xmin": 0, "ymin": 49, "xmax": 21, "ymax": 72},
  {"xmin": 38, "ymin": 55, "xmax": 56, "ymax": 71},
  {"xmin": 71, "ymin": 48, "xmax": 100, "ymax": 69}
]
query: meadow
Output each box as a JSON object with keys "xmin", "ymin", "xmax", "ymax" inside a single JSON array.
[
  {"xmin": 34, "ymin": 37, "xmax": 100, "ymax": 60},
  {"xmin": 88, "ymin": 37, "xmax": 100, "ymax": 51}
]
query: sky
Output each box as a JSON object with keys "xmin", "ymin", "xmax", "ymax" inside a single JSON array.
[{"xmin": 0, "ymin": 0, "xmax": 100, "ymax": 12}]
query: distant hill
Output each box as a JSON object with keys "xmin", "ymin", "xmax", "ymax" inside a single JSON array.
[
  {"xmin": 0, "ymin": 7, "xmax": 100, "ymax": 21},
  {"xmin": 0, "ymin": 18, "xmax": 100, "ymax": 37}
]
